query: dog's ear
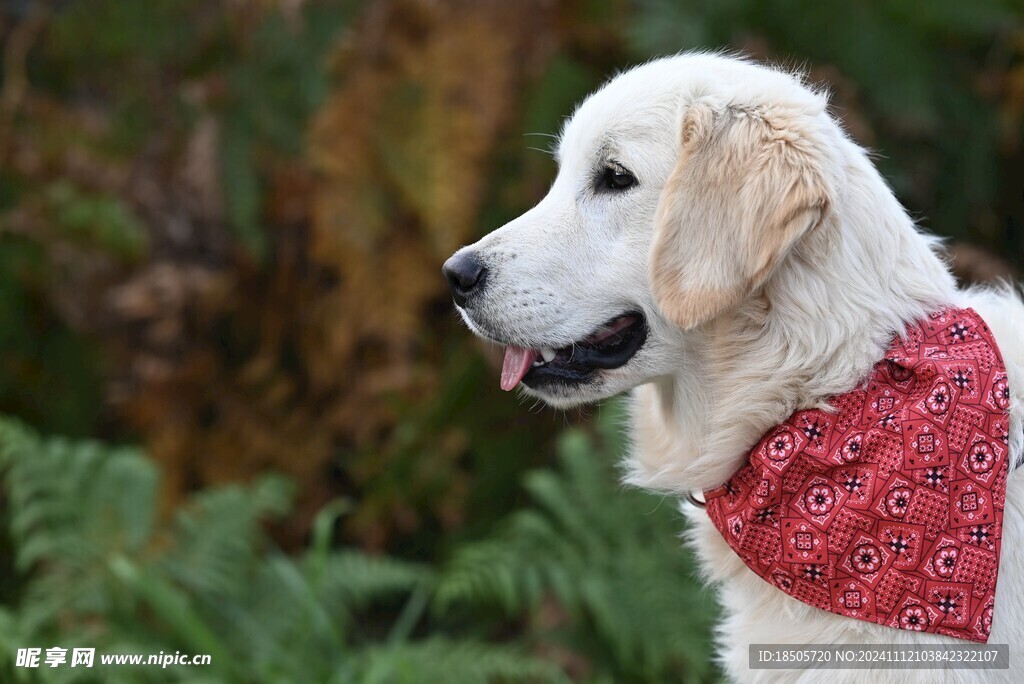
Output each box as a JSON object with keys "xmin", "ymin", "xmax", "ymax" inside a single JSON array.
[{"xmin": 650, "ymin": 102, "xmax": 832, "ymax": 329}]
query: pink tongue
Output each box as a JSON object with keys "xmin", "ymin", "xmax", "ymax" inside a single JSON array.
[{"xmin": 500, "ymin": 345, "xmax": 536, "ymax": 391}]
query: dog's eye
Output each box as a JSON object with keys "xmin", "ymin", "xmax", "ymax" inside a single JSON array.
[{"xmin": 599, "ymin": 166, "xmax": 636, "ymax": 191}]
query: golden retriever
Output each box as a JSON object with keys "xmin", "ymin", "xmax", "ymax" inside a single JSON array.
[{"xmin": 443, "ymin": 53, "xmax": 1024, "ymax": 682}]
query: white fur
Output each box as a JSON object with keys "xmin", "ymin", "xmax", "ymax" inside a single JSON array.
[{"xmin": 450, "ymin": 53, "xmax": 1024, "ymax": 681}]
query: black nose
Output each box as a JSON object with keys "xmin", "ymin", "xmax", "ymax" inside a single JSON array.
[{"xmin": 442, "ymin": 251, "xmax": 486, "ymax": 306}]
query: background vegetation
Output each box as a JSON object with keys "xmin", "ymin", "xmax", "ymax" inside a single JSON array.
[{"xmin": 0, "ymin": 0, "xmax": 1021, "ymax": 681}]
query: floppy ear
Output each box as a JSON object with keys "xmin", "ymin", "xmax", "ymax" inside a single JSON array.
[{"xmin": 650, "ymin": 102, "xmax": 832, "ymax": 329}]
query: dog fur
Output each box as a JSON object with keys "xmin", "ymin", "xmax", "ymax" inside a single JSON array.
[{"xmin": 448, "ymin": 53, "xmax": 1024, "ymax": 682}]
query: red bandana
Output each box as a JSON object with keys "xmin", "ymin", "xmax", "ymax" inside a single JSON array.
[{"xmin": 705, "ymin": 307, "xmax": 1012, "ymax": 642}]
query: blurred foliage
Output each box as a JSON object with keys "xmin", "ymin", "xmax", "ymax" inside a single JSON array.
[
  {"xmin": 0, "ymin": 409, "xmax": 716, "ymax": 683},
  {"xmin": 435, "ymin": 416, "xmax": 717, "ymax": 683},
  {"xmin": 0, "ymin": 0, "xmax": 1022, "ymax": 680},
  {"xmin": 2, "ymin": 0, "xmax": 581, "ymax": 550}
]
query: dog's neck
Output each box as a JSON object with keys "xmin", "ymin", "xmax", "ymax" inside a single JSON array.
[{"xmin": 628, "ymin": 139, "xmax": 959, "ymax": 493}]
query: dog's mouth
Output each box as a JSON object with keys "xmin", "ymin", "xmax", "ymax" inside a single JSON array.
[{"xmin": 499, "ymin": 312, "xmax": 647, "ymax": 391}]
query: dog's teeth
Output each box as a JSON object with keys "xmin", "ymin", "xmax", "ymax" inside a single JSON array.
[
  {"xmin": 541, "ymin": 347, "xmax": 556, "ymax": 363},
  {"xmin": 532, "ymin": 360, "xmax": 543, "ymax": 367}
]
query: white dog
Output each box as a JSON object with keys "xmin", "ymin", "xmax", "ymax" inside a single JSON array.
[{"xmin": 443, "ymin": 53, "xmax": 1024, "ymax": 682}]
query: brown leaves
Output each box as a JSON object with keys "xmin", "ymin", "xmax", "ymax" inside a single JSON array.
[
  {"xmin": 8, "ymin": 0, "xmax": 1021, "ymax": 555},
  {"xmin": 69, "ymin": 0, "xmax": 568, "ymax": 549},
  {"xmin": 300, "ymin": 0, "xmax": 561, "ymax": 546},
  {"xmin": 947, "ymin": 242, "xmax": 1018, "ymax": 285}
]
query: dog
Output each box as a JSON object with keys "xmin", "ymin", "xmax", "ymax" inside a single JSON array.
[{"xmin": 443, "ymin": 53, "xmax": 1024, "ymax": 682}]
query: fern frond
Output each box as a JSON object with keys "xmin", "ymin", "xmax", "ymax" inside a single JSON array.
[
  {"xmin": 161, "ymin": 475, "xmax": 293, "ymax": 601},
  {"xmin": 312, "ymin": 550, "xmax": 433, "ymax": 613},
  {"xmin": 436, "ymin": 414, "xmax": 719, "ymax": 682},
  {"xmin": 356, "ymin": 638, "xmax": 570, "ymax": 684},
  {"xmin": 0, "ymin": 418, "xmax": 157, "ymax": 572}
]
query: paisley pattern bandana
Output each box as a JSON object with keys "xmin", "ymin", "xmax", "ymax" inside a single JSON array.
[{"xmin": 705, "ymin": 307, "xmax": 1012, "ymax": 642}]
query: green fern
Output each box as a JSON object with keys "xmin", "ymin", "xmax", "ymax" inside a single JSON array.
[
  {"xmin": 0, "ymin": 406, "xmax": 719, "ymax": 683},
  {"xmin": 160, "ymin": 476, "xmax": 294, "ymax": 601},
  {"xmin": 357, "ymin": 638, "xmax": 571, "ymax": 684},
  {"xmin": 436, "ymin": 405, "xmax": 719, "ymax": 683},
  {"xmin": 0, "ymin": 418, "xmax": 569, "ymax": 684}
]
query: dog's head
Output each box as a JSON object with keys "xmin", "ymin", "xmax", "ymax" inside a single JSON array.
[{"xmin": 444, "ymin": 54, "xmax": 837, "ymax": 408}]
